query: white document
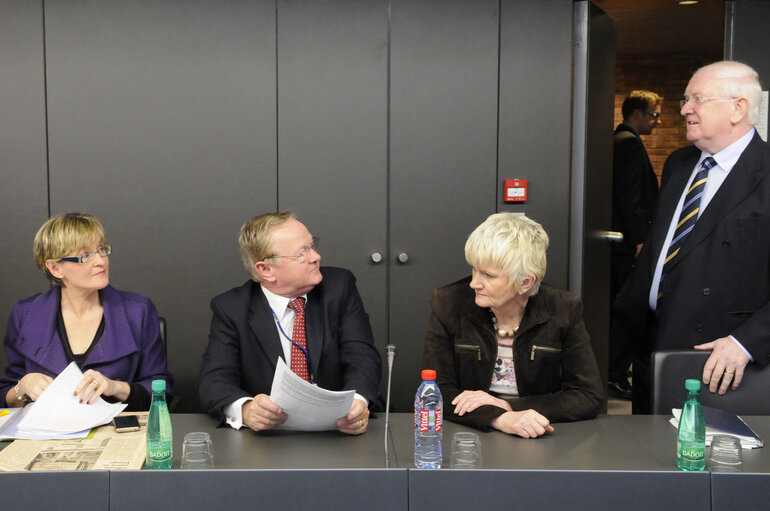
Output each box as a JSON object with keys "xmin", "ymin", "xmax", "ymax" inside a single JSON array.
[
  {"xmin": 0, "ymin": 407, "xmax": 89, "ymax": 441},
  {"xmin": 16, "ymin": 362, "xmax": 127, "ymax": 436},
  {"xmin": 269, "ymin": 358, "xmax": 354, "ymax": 431}
]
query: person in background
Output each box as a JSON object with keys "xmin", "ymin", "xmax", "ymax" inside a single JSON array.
[
  {"xmin": 198, "ymin": 211, "xmax": 380, "ymax": 434},
  {"xmin": 615, "ymin": 61, "xmax": 770, "ymax": 413},
  {"xmin": 422, "ymin": 213, "xmax": 603, "ymax": 438},
  {"xmin": 0, "ymin": 213, "xmax": 172, "ymax": 411},
  {"xmin": 609, "ymin": 90, "xmax": 662, "ymax": 400}
]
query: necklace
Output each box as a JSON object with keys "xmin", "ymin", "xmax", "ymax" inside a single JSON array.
[{"xmin": 492, "ymin": 314, "xmax": 519, "ymax": 338}]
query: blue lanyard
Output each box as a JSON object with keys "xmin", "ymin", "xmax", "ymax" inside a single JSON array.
[{"xmin": 270, "ymin": 307, "xmax": 316, "ymax": 384}]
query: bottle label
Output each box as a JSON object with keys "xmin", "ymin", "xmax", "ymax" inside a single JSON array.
[
  {"xmin": 677, "ymin": 441, "xmax": 705, "ymax": 461},
  {"xmin": 416, "ymin": 408, "xmax": 443, "ymax": 433},
  {"xmin": 148, "ymin": 445, "xmax": 172, "ymax": 461}
]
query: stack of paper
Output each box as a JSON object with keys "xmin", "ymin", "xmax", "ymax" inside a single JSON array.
[
  {"xmin": 12, "ymin": 362, "xmax": 126, "ymax": 439},
  {"xmin": 670, "ymin": 405, "xmax": 763, "ymax": 449}
]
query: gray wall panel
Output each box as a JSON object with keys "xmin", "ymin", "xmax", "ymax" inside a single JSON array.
[
  {"xmin": 389, "ymin": 0, "xmax": 499, "ymax": 411},
  {"xmin": 0, "ymin": 1, "xmax": 49, "ymax": 375},
  {"xmin": 499, "ymin": 0, "xmax": 574, "ymax": 289},
  {"xmin": 276, "ymin": 0, "xmax": 389, "ymax": 364},
  {"xmin": 44, "ymin": 0, "xmax": 277, "ymax": 411},
  {"xmin": 730, "ymin": 0, "xmax": 770, "ymax": 104}
]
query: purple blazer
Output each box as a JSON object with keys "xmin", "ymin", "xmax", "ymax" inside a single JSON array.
[{"xmin": 0, "ymin": 285, "xmax": 173, "ymax": 407}]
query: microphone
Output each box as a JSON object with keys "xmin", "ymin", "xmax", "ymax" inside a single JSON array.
[{"xmin": 384, "ymin": 344, "xmax": 396, "ymax": 468}]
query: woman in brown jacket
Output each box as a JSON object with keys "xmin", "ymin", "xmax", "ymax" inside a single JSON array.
[{"xmin": 422, "ymin": 213, "xmax": 603, "ymax": 438}]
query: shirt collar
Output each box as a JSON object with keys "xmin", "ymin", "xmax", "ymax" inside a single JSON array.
[
  {"xmin": 701, "ymin": 128, "xmax": 755, "ymax": 173},
  {"xmin": 260, "ymin": 285, "xmax": 307, "ymax": 318}
]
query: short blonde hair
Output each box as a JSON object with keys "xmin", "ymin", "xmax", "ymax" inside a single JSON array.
[
  {"xmin": 464, "ymin": 213, "xmax": 549, "ymax": 295},
  {"xmin": 34, "ymin": 213, "xmax": 106, "ymax": 286},
  {"xmin": 238, "ymin": 210, "xmax": 295, "ymax": 282}
]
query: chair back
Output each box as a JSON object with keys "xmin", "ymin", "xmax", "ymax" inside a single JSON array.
[
  {"xmin": 651, "ymin": 350, "xmax": 770, "ymax": 415},
  {"xmin": 158, "ymin": 316, "xmax": 167, "ymax": 356}
]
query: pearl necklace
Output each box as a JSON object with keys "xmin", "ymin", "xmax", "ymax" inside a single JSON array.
[{"xmin": 492, "ymin": 315, "xmax": 519, "ymax": 338}]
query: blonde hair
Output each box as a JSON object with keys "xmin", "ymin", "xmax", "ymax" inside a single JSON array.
[
  {"xmin": 695, "ymin": 61, "xmax": 762, "ymax": 125},
  {"xmin": 34, "ymin": 213, "xmax": 106, "ymax": 286},
  {"xmin": 465, "ymin": 213, "xmax": 549, "ymax": 295},
  {"xmin": 238, "ymin": 211, "xmax": 295, "ymax": 282}
]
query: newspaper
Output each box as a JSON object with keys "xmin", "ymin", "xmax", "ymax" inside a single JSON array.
[{"xmin": 0, "ymin": 412, "xmax": 148, "ymax": 471}]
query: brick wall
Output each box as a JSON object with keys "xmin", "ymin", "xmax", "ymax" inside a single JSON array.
[{"xmin": 614, "ymin": 55, "xmax": 718, "ymax": 182}]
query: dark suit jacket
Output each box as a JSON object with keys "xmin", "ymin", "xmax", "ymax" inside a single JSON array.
[
  {"xmin": 616, "ymin": 132, "xmax": 770, "ymax": 366},
  {"xmin": 0, "ymin": 285, "xmax": 173, "ymax": 408},
  {"xmin": 198, "ymin": 266, "xmax": 381, "ymax": 423},
  {"xmin": 422, "ymin": 278, "xmax": 603, "ymax": 431},
  {"xmin": 612, "ymin": 124, "xmax": 659, "ymax": 254}
]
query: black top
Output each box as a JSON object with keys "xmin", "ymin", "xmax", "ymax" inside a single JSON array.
[{"xmin": 57, "ymin": 305, "xmax": 150, "ymax": 410}]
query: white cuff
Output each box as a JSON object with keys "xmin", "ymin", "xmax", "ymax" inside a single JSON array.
[
  {"xmin": 729, "ymin": 335, "xmax": 754, "ymax": 362},
  {"xmin": 224, "ymin": 397, "xmax": 252, "ymax": 430}
]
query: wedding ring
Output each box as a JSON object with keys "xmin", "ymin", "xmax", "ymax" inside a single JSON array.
[
  {"xmin": 359, "ymin": 419, "xmax": 364, "ymax": 427},
  {"xmin": 725, "ymin": 369, "xmax": 735, "ymax": 374}
]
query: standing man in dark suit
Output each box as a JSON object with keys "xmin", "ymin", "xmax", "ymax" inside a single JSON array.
[
  {"xmin": 616, "ymin": 61, "xmax": 770, "ymax": 414},
  {"xmin": 198, "ymin": 211, "xmax": 381, "ymax": 433},
  {"xmin": 609, "ymin": 90, "xmax": 662, "ymax": 400}
]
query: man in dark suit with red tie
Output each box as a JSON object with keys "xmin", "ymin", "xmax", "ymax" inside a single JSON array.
[
  {"xmin": 198, "ymin": 211, "xmax": 381, "ymax": 433},
  {"xmin": 615, "ymin": 61, "xmax": 770, "ymax": 414}
]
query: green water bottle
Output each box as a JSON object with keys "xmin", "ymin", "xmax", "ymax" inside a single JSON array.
[
  {"xmin": 676, "ymin": 379, "xmax": 706, "ymax": 471},
  {"xmin": 146, "ymin": 379, "xmax": 173, "ymax": 469}
]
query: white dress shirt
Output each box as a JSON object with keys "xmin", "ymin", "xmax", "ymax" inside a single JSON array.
[{"xmin": 224, "ymin": 285, "xmax": 367, "ymax": 429}]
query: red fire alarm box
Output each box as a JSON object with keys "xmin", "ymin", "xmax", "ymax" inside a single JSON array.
[{"xmin": 504, "ymin": 179, "xmax": 528, "ymax": 203}]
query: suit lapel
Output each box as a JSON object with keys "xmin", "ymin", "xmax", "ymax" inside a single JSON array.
[
  {"xmin": 305, "ymin": 287, "xmax": 323, "ymax": 380},
  {"xmin": 18, "ymin": 287, "xmax": 69, "ymax": 373},
  {"xmin": 86, "ymin": 286, "xmax": 139, "ymax": 366},
  {"xmin": 248, "ymin": 286, "xmax": 285, "ymax": 370},
  {"xmin": 671, "ymin": 135, "xmax": 768, "ymax": 271},
  {"xmin": 647, "ymin": 151, "xmax": 700, "ymax": 276}
]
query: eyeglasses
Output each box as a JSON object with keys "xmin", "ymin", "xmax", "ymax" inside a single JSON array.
[
  {"xmin": 264, "ymin": 237, "xmax": 319, "ymax": 263},
  {"xmin": 645, "ymin": 111, "xmax": 660, "ymax": 119},
  {"xmin": 58, "ymin": 245, "xmax": 112, "ymax": 264},
  {"xmin": 680, "ymin": 96, "xmax": 737, "ymax": 109}
]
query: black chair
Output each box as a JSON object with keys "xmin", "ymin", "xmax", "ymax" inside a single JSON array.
[
  {"xmin": 158, "ymin": 316, "xmax": 167, "ymax": 357},
  {"xmin": 651, "ymin": 350, "xmax": 770, "ymax": 415},
  {"xmin": 157, "ymin": 316, "xmax": 180, "ymax": 411}
]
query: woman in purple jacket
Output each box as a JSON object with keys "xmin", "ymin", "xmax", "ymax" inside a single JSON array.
[{"xmin": 1, "ymin": 213, "xmax": 172, "ymax": 411}]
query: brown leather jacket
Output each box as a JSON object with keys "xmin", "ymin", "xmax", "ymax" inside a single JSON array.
[{"xmin": 422, "ymin": 277, "xmax": 604, "ymax": 431}]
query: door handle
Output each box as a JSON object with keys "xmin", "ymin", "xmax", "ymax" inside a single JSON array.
[{"xmin": 595, "ymin": 230, "xmax": 624, "ymax": 242}]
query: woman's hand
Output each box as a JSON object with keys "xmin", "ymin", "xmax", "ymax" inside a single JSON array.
[
  {"xmin": 14, "ymin": 373, "xmax": 54, "ymax": 404},
  {"xmin": 490, "ymin": 409, "xmax": 554, "ymax": 438},
  {"xmin": 452, "ymin": 390, "xmax": 513, "ymax": 416},
  {"xmin": 74, "ymin": 369, "xmax": 130, "ymax": 404}
]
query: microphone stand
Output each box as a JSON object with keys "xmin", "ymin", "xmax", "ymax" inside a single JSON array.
[{"xmin": 384, "ymin": 344, "xmax": 396, "ymax": 468}]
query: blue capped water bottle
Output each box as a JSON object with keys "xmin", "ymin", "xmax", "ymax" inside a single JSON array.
[{"xmin": 414, "ymin": 369, "xmax": 443, "ymax": 468}]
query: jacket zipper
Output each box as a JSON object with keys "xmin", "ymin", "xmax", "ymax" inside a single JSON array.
[
  {"xmin": 530, "ymin": 345, "xmax": 560, "ymax": 360},
  {"xmin": 456, "ymin": 344, "xmax": 482, "ymax": 361}
]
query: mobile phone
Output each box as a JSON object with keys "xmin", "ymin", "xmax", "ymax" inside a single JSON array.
[{"xmin": 113, "ymin": 415, "xmax": 140, "ymax": 433}]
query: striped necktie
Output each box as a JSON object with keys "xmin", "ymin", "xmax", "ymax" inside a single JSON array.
[{"xmin": 657, "ymin": 156, "xmax": 716, "ymax": 313}]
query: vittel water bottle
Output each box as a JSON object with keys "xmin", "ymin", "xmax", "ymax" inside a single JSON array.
[
  {"xmin": 146, "ymin": 379, "xmax": 173, "ymax": 469},
  {"xmin": 676, "ymin": 378, "xmax": 706, "ymax": 471},
  {"xmin": 414, "ymin": 369, "xmax": 443, "ymax": 468}
]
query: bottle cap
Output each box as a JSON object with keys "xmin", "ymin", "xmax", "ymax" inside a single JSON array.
[
  {"xmin": 421, "ymin": 369, "xmax": 437, "ymax": 381},
  {"xmin": 685, "ymin": 379, "xmax": 701, "ymax": 392},
  {"xmin": 151, "ymin": 379, "xmax": 167, "ymax": 393}
]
